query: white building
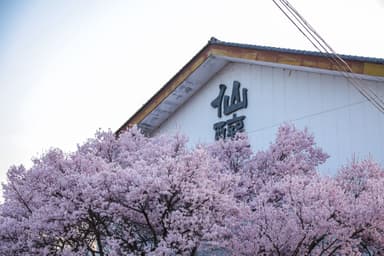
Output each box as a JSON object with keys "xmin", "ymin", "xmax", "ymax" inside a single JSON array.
[{"xmin": 117, "ymin": 38, "xmax": 384, "ymax": 174}]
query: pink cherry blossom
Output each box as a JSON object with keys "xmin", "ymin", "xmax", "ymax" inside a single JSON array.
[{"xmin": 1, "ymin": 124, "xmax": 383, "ymax": 255}]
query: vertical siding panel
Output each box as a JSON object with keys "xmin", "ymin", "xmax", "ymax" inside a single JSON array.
[{"xmin": 157, "ymin": 62, "xmax": 384, "ymax": 174}]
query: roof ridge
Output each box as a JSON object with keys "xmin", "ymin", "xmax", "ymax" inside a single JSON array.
[{"xmin": 208, "ymin": 37, "xmax": 384, "ymax": 64}]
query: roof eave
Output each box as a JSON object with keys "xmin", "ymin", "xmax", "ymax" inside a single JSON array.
[{"xmin": 115, "ymin": 41, "xmax": 214, "ymax": 135}]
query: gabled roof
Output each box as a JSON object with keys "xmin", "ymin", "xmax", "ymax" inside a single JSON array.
[{"xmin": 116, "ymin": 37, "xmax": 384, "ymax": 135}]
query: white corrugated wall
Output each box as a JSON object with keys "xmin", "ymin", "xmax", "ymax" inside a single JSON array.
[{"xmin": 157, "ymin": 62, "xmax": 384, "ymax": 174}]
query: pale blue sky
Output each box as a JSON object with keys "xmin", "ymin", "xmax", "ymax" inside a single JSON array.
[{"xmin": 1, "ymin": 0, "xmax": 384, "ymax": 196}]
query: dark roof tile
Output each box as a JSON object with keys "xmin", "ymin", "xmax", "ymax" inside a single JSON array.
[{"xmin": 208, "ymin": 37, "xmax": 384, "ymax": 64}]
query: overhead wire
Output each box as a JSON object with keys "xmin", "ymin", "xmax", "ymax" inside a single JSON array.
[
  {"xmin": 245, "ymin": 94, "xmax": 381, "ymax": 136},
  {"xmin": 275, "ymin": 0, "xmax": 384, "ymax": 110},
  {"xmin": 272, "ymin": 0, "xmax": 384, "ymax": 113},
  {"xmin": 279, "ymin": 0, "xmax": 384, "ymax": 110},
  {"xmin": 280, "ymin": 0, "xmax": 384, "ymax": 112}
]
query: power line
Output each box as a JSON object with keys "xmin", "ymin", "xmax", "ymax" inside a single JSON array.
[
  {"xmin": 272, "ymin": 0, "xmax": 384, "ymax": 113},
  {"xmin": 246, "ymin": 92, "xmax": 384, "ymax": 136}
]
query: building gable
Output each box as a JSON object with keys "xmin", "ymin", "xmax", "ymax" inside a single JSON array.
[{"xmin": 117, "ymin": 38, "xmax": 384, "ymax": 173}]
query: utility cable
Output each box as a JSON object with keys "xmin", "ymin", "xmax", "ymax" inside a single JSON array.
[
  {"xmin": 278, "ymin": 0, "xmax": 384, "ymax": 112},
  {"xmin": 280, "ymin": 0, "xmax": 384, "ymax": 110},
  {"xmin": 245, "ymin": 92, "xmax": 384, "ymax": 136},
  {"xmin": 272, "ymin": 0, "xmax": 384, "ymax": 113}
]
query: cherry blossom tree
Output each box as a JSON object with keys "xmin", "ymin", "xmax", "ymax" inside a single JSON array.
[
  {"xmin": 0, "ymin": 128, "xmax": 240, "ymax": 256},
  {"xmin": 207, "ymin": 124, "xmax": 329, "ymax": 202},
  {"xmin": 209, "ymin": 124, "xmax": 384, "ymax": 255},
  {"xmin": 336, "ymin": 159, "xmax": 384, "ymax": 255},
  {"xmin": 0, "ymin": 148, "xmax": 116, "ymax": 256},
  {"xmin": 1, "ymin": 124, "xmax": 384, "ymax": 255},
  {"xmin": 226, "ymin": 175, "xmax": 361, "ymax": 256}
]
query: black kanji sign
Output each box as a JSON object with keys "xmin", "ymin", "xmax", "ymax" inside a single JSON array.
[{"xmin": 211, "ymin": 81, "xmax": 248, "ymax": 140}]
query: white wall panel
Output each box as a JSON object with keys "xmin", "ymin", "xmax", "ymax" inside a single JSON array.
[{"xmin": 157, "ymin": 62, "xmax": 384, "ymax": 174}]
